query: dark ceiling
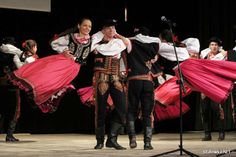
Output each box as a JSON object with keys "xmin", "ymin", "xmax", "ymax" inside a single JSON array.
[{"xmin": 0, "ymin": 0, "xmax": 236, "ymax": 55}]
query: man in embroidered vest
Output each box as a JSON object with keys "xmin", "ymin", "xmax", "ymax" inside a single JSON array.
[{"xmin": 91, "ymin": 19, "xmax": 129, "ymax": 150}]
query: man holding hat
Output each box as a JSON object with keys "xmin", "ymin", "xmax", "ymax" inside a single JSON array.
[
  {"xmin": 200, "ymin": 37, "xmax": 227, "ymax": 141},
  {"xmin": 91, "ymin": 19, "xmax": 129, "ymax": 150}
]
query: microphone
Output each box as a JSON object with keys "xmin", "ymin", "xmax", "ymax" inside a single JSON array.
[
  {"xmin": 161, "ymin": 16, "xmax": 169, "ymax": 22},
  {"xmin": 161, "ymin": 16, "xmax": 176, "ymax": 27}
]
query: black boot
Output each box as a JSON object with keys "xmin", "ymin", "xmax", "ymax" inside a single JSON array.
[
  {"xmin": 106, "ymin": 122, "xmax": 126, "ymax": 150},
  {"xmin": 218, "ymin": 131, "xmax": 225, "ymax": 141},
  {"xmin": 144, "ymin": 127, "xmax": 153, "ymax": 150},
  {"xmin": 0, "ymin": 114, "xmax": 3, "ymax": 133},
  {"xmin": 94, "ymin": 127, "xmax": 105, "ymax": 149},
  {"xmin": 202, "ymin": 132, "xmax": 212, "ymax": 141},
  {"xmin": 202, "ymin": 113, "xmax": 212, "ymax": 141},
  {"xmin": 127, "ymin": 121, "xmax": 137, "ymax": 149},
  {"xmin": 218, "ymin": 118, "xmax": 225, "ymax": 141},
  {"xmin": 6, "ymin": 120, "xmax": 19, "ymax": 142}
]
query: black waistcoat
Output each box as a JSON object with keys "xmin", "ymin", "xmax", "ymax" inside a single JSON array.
[{"xmin": 127, "ymin": 40, "xmax": 161, "ymax": 77}]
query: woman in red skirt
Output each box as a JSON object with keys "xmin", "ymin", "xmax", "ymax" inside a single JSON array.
[{"xmin": 8, "ymin": 18, "xmax": 93, "ymax": 113}]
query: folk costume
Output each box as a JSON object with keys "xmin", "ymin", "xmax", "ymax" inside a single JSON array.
[
  {"xmin": 0, "ymin": 37, "xmax": 35, "ymax": 141},
  {"xmin": 199, "ymin": 37, "xmax": 227, "ymax": 141},
  {"xmin": 8, "ymin": 33, "xmax": 91, "ymax": 113},
  {"xmin": 154, "ymin": 37, "xmax": 200, "ymax": 121},
  {"xmin": 92, "ymin": 24, "xmax": 127, "ymax": 150},
  {"xmin": 126, "ymin": 30, "xmax": 162, "ymax": 150}
]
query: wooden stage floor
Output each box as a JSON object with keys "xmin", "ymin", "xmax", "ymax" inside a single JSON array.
[{"xmin": 0, "ymin": 131, "xmax": 235, "ymax": 157}]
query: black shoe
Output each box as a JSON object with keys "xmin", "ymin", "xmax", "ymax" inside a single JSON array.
[
  {"xmin": 105, "ymin": 139, "xmax": 126, "ymax": 150},
  {"xmin": 6, "ymin": 134, "xmax": 19, "ymax": 142},
  {"xmin": 202, "ymin": 132, "xmax": 211, "ymax": 141},
  {"xmin": 218, "ymin": 132, "xmax": 225, "ymax": 141},
  {"xmin": 129, "ymin": 137, "xmax": 137, "ymax": 149},
  {"xmin": 94, "ymin": 143, "xmax": 104, "ymax": 149},
  {"xmin": 106, "ymin": 122, "xmax": 126, "ymax": 150},
  {"xmin": 144, "ymin": 142, "xmax": 153, "ymax": 150},
  {"xmin": 94, "ymin": 127, "xmax": 105, "ymax": 149},
  {"xmin": 202, "ymin": 135, "xmax": 212, "ymax": 141}
]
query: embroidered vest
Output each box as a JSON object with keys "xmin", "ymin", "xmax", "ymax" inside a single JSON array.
[{"xmin": 68, "ymin": 33, "xmax": 91, "ymax": 64}]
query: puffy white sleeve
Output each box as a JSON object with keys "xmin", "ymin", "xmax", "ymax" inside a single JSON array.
[
  {"xmin": 91, "ymin": 31, "xmax": 104, "ymax": 52},
  {"xmin": 13, "ymin": 55, "xmax": 24, "ymax": 69},
  {"xmin": 159, "ymin": 43, "xmax": 190, "ymax": 61},
  {"xmin": 0, "ymin": 44, "xmax": 9, "ymax": 53},
  {"xmin": 0, "ymin": 44, "xmax": 22, "ymax": 56},
  {"xmin": 200, "ymin": 48, "xmax": 211, "ymax": 59},
  {"xmin": 210, "ymin": 53, "xmax": 226, "ymax": 60},
  {"xmin": 51, "ymin": 35, "xmax": 70, "ymax": 53},
  {"xmin": 95, "ymin": 39, "xmax": 126, "ymax": 58}
]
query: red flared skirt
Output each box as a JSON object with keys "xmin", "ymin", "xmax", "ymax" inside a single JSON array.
[
  {"xmin": 154, "ymin": 76, "xmax": 192, "ymax": 106},
  {"xmin": 154, "ymin": 100, "xmax": 190, "ymax": 121},
  {"xmin": 176, "ymin": 59, "xmax": 236, "ymax": 103},
  {"xmin": 8, "ymin": 54, "xmax": 81, "ymax": 113}
]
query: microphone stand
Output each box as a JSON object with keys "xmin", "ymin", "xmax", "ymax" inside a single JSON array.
[{"xmin": 151, "ymin": 21, "xmax": 199, "ymax": 157}]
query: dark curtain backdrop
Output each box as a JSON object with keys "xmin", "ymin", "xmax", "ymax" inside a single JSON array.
[
  {"xmin": 0, "ymin": 0, "xmax": 235, "ymax": 134},
  {"xmin": 195, "ymin": 0, "xmax": 236, "ymax": 131},
  {"xmin": 198, "ymin": 0, "xmax": 236, "ymax": 50}
]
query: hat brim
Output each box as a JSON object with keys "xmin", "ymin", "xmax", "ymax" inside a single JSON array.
[{"xmin": 102, "ymin": 19, "xmax": 117, "ymax": 28}]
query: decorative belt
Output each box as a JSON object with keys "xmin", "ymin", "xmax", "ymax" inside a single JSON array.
[
  {"xmin": 128, "ymin": 74, "xmax": 153, "ymax": 81},
  {"xmin": 94, "ymin": 56, "xmax": 120, "ymax": 75}
]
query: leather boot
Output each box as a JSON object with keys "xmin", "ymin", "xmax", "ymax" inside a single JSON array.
[
  {"xmin": 202, "ymin": 114, "xmax": 211, "ymax": 141},
  {"xmin": 6, "ymin": 120, "xmax": 19, "ymax": 142},
  {"xmin": 106, "ymin": 122, "xmax": 126, "ymax": 150},
  {"xmin": 218, "ymin": 118, "xmax": 225, "ymax": 141},
  {"xmin": 94, "ymin": 127, "xmax": 105, "ymax": 149},
  {"xmin": 218, "ymin": 131, "xmax": 225, "ymax": 141},
  {"xmin": 0, "ymin": 114, "xmax": 3, "ymax": 133},
  {"xmin": 127, "ymin": 121, "xmax": 137, "ymax": 149},
  {"xmin": 144, "ymin": 127, "xmax": 153, "ymax": 150},
  {"xmin": 202, "ymin": 132, "xmax": 212, "ymax": 141}
]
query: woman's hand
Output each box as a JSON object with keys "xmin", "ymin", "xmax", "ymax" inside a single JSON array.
[{"xmin": 62, "ymin": 50, "xmax": 74, "ymax": 60}]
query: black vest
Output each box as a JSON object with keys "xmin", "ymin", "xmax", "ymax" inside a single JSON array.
[
  {"xmin": 227, "ymin": 50, "xmax": 236, "ymax": 62},
  {"xmin": 127, "ymin": 40, "xmax": 161, "ymax": 77},
  {"xmin": 68, "ymin": 34, "xmax": 91, "ymax": 64},
  {"xmin": 0, "ymin": 51, "xmax": 15, "ymax": 77}
]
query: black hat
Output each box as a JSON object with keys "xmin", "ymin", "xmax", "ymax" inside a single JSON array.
[
  {"xmin": 133, "ymin": 26, "xmax": 150, "ymax": 36},
  {"xmin": 102, "ymin": 19, "xmax": 117, "ymax": 28},
  {"xmin": 208, "ymin": 36, "xmax": 222, "ymax": 46},
  {"xmin": 2, "ymin": 37, "xmax": 17, "ymax": 45}
]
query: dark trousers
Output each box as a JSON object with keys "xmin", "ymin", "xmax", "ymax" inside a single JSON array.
[
  {"xmin": 0, "ymin": 85, "xmax": 20, "ymax": 134},
  {"xmin": 127, "ymin": 80, "xmax": 154, "ymax": 128},
  {"xmin": 95, "ymin": 82, "xmax": 126, "ymax": 129},
  {"xmin": 201, "ymin": 97, "xmax": 224, "ymax": 133}
]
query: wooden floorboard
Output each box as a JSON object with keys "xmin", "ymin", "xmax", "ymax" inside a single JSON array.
[{"xmin": 0, "ymin": 131, "xmax": 235, "ymax": 157}]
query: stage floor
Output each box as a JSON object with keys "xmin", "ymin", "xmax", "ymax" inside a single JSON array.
[{"xmin": 0, "ymin": 131, "xmax": 235, "ymax": 157}]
